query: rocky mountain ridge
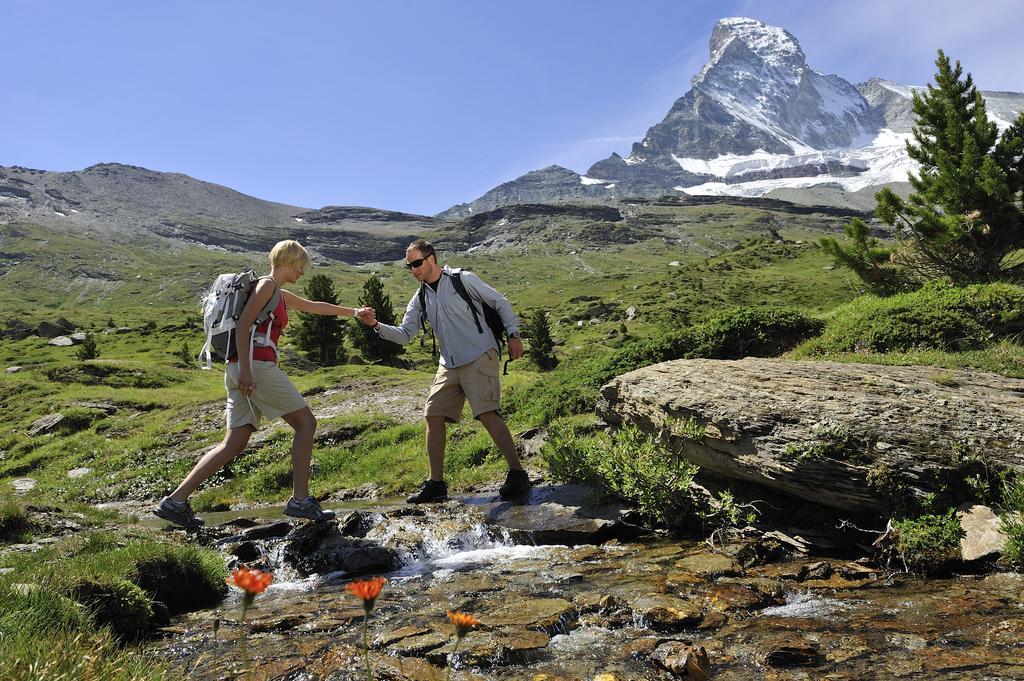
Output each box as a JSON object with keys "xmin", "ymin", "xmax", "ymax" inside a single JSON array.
[{"xmin": 0, "ymin": 163, "xmax": 442, "ymax": 263}]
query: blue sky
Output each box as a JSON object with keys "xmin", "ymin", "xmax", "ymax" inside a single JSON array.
[{"xmin": 3, "ymin": 0, "xmax": 1022, "ymax": 215}]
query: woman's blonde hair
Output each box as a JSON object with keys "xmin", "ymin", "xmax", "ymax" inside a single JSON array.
[{"xmin": 269, "ymin": 240, "xmax": 310, "ymax": 270}]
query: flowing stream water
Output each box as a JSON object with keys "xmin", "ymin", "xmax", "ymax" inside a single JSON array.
[{"xmin": 148, "ymin": 493, "xmax": 1024, "ymax": 680}]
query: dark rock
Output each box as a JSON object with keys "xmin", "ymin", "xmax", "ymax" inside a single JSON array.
[
  {"xmin": 798, "ymin": 561, "xmax": 834, "ymax": 581},
  {"xmin": 239, "ymin": 520, "xmax": 293, "ymax": 541},
  {"xmin": 228, "ymin": 541, "xmax": 262, "ymax": 563},
  {"xmin": 764, "ymin": 639, "xmax": 821, "ymax": 667},
  {"xmin": 35, "ymin": 321, "xmax": 67, "ymax": 338},
  {"xmin": 1, "ymin": 320, "xmax": 33, "ymax": 340},
  {"xmin": 284, "ymin": 521, "xmax": 398, "ymax": 577}
]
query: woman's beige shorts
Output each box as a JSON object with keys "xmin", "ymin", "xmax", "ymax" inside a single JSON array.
[
  {"xmin": 424, "ymin": 348, "xmax": 501, "ymax": 422},
  {"xmin": 225, "ymin": 361, "xmax": 307, "ymax": 430}
]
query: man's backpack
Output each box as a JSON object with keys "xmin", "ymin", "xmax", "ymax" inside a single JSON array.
[
  {"xmin": 417, "ymin": 269, "xmax": 510, "ymax": 372},
  {"xmin": 198, "ymin": 271, "xmax": 281, "ymax": 369}
]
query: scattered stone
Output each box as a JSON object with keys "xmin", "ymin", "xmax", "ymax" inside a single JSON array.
[
  {"xmin": 70, "ymin": 332, "xmax": 88, "ymax": 343},
  {"xmin": 28, "ymin": 413, "xmax": 64, "ymax": 435},
  {"xmin": 6, "ymin": 366, "xmax": 22, "ymax": 373},
  {"xmin": 67, "ymin": 467, "xmax": 91, "ymax": 479},
  {"xmin": 48, "ymin": 336, "xmax": 74, "ymax": 347},
  {"xmin": 631, "ymin": 594, "xmax": 704, "ymax": 631},
  {"xmin": 482, "ymin": 595, "xmax": 576, "ymax": 634},
  {"xmin": 669, "ymin": 260, "xmax": 681, "ymax": 267},
  {"xmin": 347, "ymin": 355, "xmax": 365, "ymax": 365},
  {"xmin": 798, "ymin": 561, "xmax": 834, "ymax": 581},
  {"xmin": 625, "ymin": 305, "xmax": 637, "ymax": 321},
  {"xmin": 652, "ymin": 641, "xmax": 710, "ymax": 679},
  {"xmin": 673, "ymin": 551, "xmax": 742, "ymax": 578},
  {"xmin": 956, "ymin": 504, "xmax": 1007, "ymax": 562}
]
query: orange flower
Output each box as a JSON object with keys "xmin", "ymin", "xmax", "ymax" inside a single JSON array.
[
  {"xmin": 346, "ymin": 576, "xmax": 387, "ymax": 612},
  {"xmin": 228, "ymin": 567, "xmax": 273, "ymax": 595},
  {"xmin": 446, "ymin": 610, "xmax": 480, "ymax": 639}
]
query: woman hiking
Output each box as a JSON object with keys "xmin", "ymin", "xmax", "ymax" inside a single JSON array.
[{"xmin": 154, "ymin": 239, "xmax": 372, "ymax": 528}]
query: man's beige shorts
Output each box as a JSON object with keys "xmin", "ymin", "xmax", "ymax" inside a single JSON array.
[
  {"xmin": 225, "ymin": 361, "xmax": 308, "ymax": 430},
  {"xmin": 424, "ymin": 348, "xmax": 500, "ymax": 422}
]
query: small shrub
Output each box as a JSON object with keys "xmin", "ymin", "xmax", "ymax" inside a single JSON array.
[
  {"xmin": 177, "ymin": 340, "xmax": 193, "ymax": 368},
  {"xmin": 543, "ymin": 424, "xmax": 698, "ymax": 528},
  {"xmin": 526, "ymin": 309, "xmax": 558, "ymax": 371},
  {"xmin": 890, "ymin": 510, "xmax": 963, "ymax": 576},
  {"xmin": 0, "ymin": 494, "xmax": 32, "ymax": 542},
  {"xmin": 794, "ymin": 282, "xmax": 1024, "ymax": 357},
  {"xmin": 1001, "ymin": 476, "xmax": 1024, "ymax": 569},
  {"xmin": 58, "ymin": 407, "xmax": 105, "ymax": 434},
  {"xmin": 76, "ymin": 334, "xmax": 99, "ymax": 361}
]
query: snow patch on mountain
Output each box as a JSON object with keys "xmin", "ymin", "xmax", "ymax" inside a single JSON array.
[{"xmin": 678, "ymin": 128, "xmax": 916, "ymax": 197}]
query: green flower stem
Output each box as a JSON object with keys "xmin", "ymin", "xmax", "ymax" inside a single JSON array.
[
  {"xmin": 361, "ymin": 607, "xmax": 373, "ymax": 681},
  {"xmin": 447, "ymin": 637, "xmax": 463, "ymax": 681}
]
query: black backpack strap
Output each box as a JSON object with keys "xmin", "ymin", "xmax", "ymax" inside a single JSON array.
[
  {"xmin": 417, "ymin": 282, "xmax": 437, "ymax": 359},
  {"xmin": 450, "ymin": 271, "xmax": 485, "ymax": 334}
]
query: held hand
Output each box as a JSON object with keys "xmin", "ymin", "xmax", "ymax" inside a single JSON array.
[
  {"xmin": 508, "ymin": 336, "xmax": 524, "ymax": 360},
  {"xmin": 357, "ymin": 308, "xmax": 378, "ymax": 326}
]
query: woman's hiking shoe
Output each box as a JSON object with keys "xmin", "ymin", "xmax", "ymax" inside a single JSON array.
[
  {"xmin": 498, "ymin": 469, "xmax": 532, "ymax": 499},
  {"xmin": 154, "ymin": 497, "xmax": 205, "ymax": 529},
  {"xmin": 284, "ymin": 496, "xmax": 336, "ymax": 522},
  {"xmin": 406, "ymin": 479, "xmax": 448, "ymax": 503}
]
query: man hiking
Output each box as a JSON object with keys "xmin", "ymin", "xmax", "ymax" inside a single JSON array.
[{"xmin": 358, "ymin": 239, "xmax": 531, "ymax": 503}]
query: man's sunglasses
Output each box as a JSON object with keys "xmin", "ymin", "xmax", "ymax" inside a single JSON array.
[{"xmin": 404, "ymin": 257, "xmax": 428, "ymax": 270}]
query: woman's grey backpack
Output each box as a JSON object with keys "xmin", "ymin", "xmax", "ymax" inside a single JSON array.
[{"xmin": 198, "ymin": 271, "xmax": 281, "ymax": 369}]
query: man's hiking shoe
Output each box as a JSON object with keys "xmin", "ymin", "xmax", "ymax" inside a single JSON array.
[
  {"xmin": 498, "ymin": 469, "xmax": 532, "ymax": 499},
  {"xmin": 407, "ymin": 479, "xmax": 448, "ymax": 504},
  {"xmin": 154, "ymin": 497, "xmax": 205, "ymax": 529},
  {"xmin": 284, "ymin": 496, "xmax": 336, "ymax": 522}
]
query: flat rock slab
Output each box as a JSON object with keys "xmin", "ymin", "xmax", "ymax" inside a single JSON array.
[
  {"xmin": 598, "ymin": 358, "xmax": 1024, "ymax": 512},
  {"xmin": 482, "ymin": 484, "xmax": 641, "ymax": 545},
  {"xmin": 10, "ymin": 478, "xmax": 36, "ymax": 493}
]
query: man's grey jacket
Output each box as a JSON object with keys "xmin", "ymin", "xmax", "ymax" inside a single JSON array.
[{"xmin": 375, "ymin": 265, "xmax": 520, "ymax": 368}]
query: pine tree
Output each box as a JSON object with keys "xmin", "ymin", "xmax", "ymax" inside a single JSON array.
[
  {"xmin": 292, "ymin": 274, "xmax": 347, "ymax": 365},
  {"xmin": 822, "ymin": 50, "xmax": 1024, "ymax": 288},
  {"xmin": 76, "ymin": 334, "xmax": 99, "ymax": 361},
  {"xmin": 526, "ymin": 308, "xmax": 558, "ymax": 371},
  {"xmin": 350, "ymin": 274, "xmax": 404, "ymax": 364}
]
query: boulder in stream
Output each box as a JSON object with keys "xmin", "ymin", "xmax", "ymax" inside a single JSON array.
[{"xmin": 283, "ymin": 520, "xmax": 398, "ymax": 577}]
